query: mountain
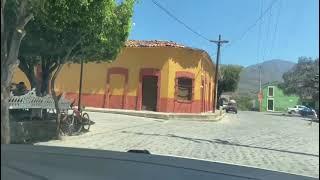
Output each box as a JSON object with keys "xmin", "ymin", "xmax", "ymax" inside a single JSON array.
[{"xmin": 237, "ymin": 59, "xmax": 296, "ymax": 96}]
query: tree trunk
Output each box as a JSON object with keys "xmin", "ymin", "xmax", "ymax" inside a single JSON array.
[
  {"xmin": 18, "ymin": 61, "xmax": 56, "ymax": 96},
  {"xmin": 50, "ymin": 36, "xmax": 81, "ymax": 139},
  {"xmin": 18, "ymin": 60, "xmax": 42, "ymax": 95},
  {"xmin": 41, "ymin": 71, "xmax": 51, "ymax": 95},
  {"xmin": 51, "ymin": 64, "xmax": 63, "ymax": 140},
  {"xmin": 1, "ymin": 9, "xmax": 12, "ymax": 141},
  {"xmin": 1, "ymin": 58, "xmax": 20, "ymax": 144},
  {"xmin": 27, "ymin": 73, "xmax": 41, "ymax": 94},
  {"xmin": 1, "ymin": 0, "xmax": 33, "ymax": 144},
  {"xmin": 41, "ymin": 58, "xmax": 59, "ymax": 96},
  {"xmin": 1, "ymin": 84, "xmax": 11, "ymax": 144}
]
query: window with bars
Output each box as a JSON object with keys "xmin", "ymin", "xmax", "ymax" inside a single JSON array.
[{"xmin": 176, "ymin": 78, "xmax": 193, "ymax": 101}]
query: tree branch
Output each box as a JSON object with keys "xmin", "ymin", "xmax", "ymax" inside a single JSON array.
[
  {"xmin": 16, "ymin": 0, "xmax": 34, "ymax": 29},
  {"xmin": 49, "ymin": 63, "xmax": 58, "ymax": 73},
  {"xmin": 70, "ymin": 49, "xmax": 82, "ymax": 60},
  {"xmin": 18, "ymin": 57, "xmax": 29, "ymax": 73},
  {"xmin": 51, "ymin": 65, "xmax": 62, "ymax": 88},
  {"xmin": 18, "ymin": 58, "xmax": 37, "ymax": 87},
  {"xmin": 1, "ymin": 0, "xmax": 6, "ymax": 10},
  {"xmin": 63, "ymin": 37, "xmax": 83, "ymax": 62},
  {"xmin": 20, "ymin": 13, "xmax": 33, "ymax": 28},
  {"xmin": 6, "ymin": 0, "xmax": 33, "ymax": 67}
]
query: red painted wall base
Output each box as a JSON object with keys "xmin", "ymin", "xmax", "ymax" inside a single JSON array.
[{"xmin": 64, "ymin": 93, "xmax": 212, "ymax": 113}]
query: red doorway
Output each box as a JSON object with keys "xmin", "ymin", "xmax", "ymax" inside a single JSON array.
[
  {"xmin": 141, "ymin": 76, "xmax": 158, "ymax": 111},
  {"xmin": 104, "ymin": 67, "xmax": 128, "ymax": 109},
  {"xmin": 137, "ymin": 68, "xmax": 161, "ymax": 111}
]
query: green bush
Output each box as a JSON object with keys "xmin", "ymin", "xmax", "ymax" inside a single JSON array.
[{"xmin": 235, "ymin": 95, "xmax": 253, "ymax": 111}]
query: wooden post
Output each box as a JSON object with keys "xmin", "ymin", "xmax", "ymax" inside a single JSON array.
[
  {"xmin": 78, "ymin": 59, "xmax": 84, "ymax": 111},
  {"xmin": 210, "ymin": 35, "xmax": 228, "ymax": 111}
]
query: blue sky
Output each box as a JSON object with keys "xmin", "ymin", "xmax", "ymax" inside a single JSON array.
[{"xmin": 128, "ymin": 0, "xmax": 319, "ymax": 67}]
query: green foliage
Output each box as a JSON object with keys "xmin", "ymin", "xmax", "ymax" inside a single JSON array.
[
  {"xmin": 279, "ymin": 57, "xmax": 319, "ymax": 99},
  {"xmin": 17, "ymin": 0, "xmax": 135, "ymax": 94},
  {"xmin": 4, "ymin": 1, "xmax": 40, "ymax": 34},
  {"xmin": 234, "ymin": 95, "xmax": 253, "ymax": 111},
  {"xmin": 218, "ymin": 64, "xmax": 243, "ymax": 99},
  {"xmin": 20, "ymin": 0, "xmax": 135, "ymax": 63}
]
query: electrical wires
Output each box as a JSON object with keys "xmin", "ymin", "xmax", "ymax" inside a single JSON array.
[
  {"xmin": 151, "ymin": 0, "xmax": 211, "ymax": 42},
  {"xmin": 224, "ymin": 0, "xmax": 279, "ymax": 49}
]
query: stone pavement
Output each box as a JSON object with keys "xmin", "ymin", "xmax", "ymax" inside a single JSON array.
[{"xmin": 36, "ymin": 111, "xmax": 319, "ymax": 178}]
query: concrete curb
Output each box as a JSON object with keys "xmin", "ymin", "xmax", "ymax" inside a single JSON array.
[{"xmin": 84, "ymin": 108, "xmax": 225, "ymax": 122}]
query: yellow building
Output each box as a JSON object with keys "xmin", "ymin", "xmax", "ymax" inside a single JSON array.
[{"xmin": 13, "ymin": 40, "xmax": 216, "ymax": 113}]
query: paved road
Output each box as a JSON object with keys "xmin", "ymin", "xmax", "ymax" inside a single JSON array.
[{"xmin": 37, "ymin": 111, "xmax": 319, "ymax": 178}]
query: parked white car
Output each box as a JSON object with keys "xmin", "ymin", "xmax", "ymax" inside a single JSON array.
[{"xmin": 287, "ymin": 105, "xmax": 307, "ymax": 114}]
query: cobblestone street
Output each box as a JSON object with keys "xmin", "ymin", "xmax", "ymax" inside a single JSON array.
[{"xmin": 36, "ymin": 111, "xmax": 319, "ymax": 178}]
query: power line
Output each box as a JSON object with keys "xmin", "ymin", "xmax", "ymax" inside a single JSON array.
[
  {"xmin": 268, "ymin": 0, "xmax": 282, "ymax": 58},
  {"xmin": 262, "ymin": 2, "xmax": 274, "ymax": 62},
  {"xmin": 257, "ymin": 0, "xmax": 264, "ymax": 112},
  {"xmin": 224, "ymin": 0, "xmax": 279, "ymax": 49},
  {"xmin": 257, "ymin": 0, "xmax": 264, "ymax": 65},
  {"xmin": 151, "ymin": 0, "xmax": 210, "ymax": 42}
]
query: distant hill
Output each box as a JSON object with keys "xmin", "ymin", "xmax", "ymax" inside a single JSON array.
[{"xmin": 237, "ymin": 59, "xmax": 296, "ymax": 96}]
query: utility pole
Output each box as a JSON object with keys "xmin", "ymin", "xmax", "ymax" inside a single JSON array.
[
  {"xmin": 78, "ymin": 59, "xmax": 84, "ymax": 111},
  {"xmin": 210, "ymin": 34, "xmax": 228, "ymax": 111},
  {"xmin": 258, "ymin": 65, "xmax": 262, "ymax": 112},
  {"xmin": 259, "ymin": 66, "xmax": 261, "ymax": 91}
]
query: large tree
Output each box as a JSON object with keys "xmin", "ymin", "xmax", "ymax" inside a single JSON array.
[
  {"xmin": 217, "ymin": 65, "xmax": 243, "ymax": 102},
  {"xmin": 18, "ymin": 0, "xmax": 135, "ymax": 138},
  {"xmin": 19, "ymin": 0, "xmax": 134, "ymax": 96},
  {"xmin": 279, "ymin": 57, "xmax": 319, "ymax": 101},
  {"xmin": 1, "ymin": 0, "xmax": 43, "ymax": 144}
]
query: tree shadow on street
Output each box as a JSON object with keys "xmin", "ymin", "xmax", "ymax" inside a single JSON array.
[{"xmin": 121, "ymin": 131, "xmax": 319, "ymax": 157}]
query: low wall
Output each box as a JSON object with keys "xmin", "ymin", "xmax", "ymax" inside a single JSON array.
[{"xmin": 10, "ymin": 120, "xmax": 56, "ymax": 144}]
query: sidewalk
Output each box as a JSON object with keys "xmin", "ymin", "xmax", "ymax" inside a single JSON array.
[{"xmin": 84, "ymin": 107, "xmax": 225, "ymax": 122}]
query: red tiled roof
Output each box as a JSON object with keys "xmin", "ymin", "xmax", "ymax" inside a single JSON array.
[
  {"xmin": 124, "ymin": 40, "xmax": 214, "ymax": 67},
  {"xmin": 125, "ymin": 40, "xmax": 185, "ymax": 48}
]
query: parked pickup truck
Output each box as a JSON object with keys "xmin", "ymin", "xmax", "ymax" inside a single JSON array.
[{"xmin": 287, "ymin": 105, "xmax": 307, "ymax": 114}]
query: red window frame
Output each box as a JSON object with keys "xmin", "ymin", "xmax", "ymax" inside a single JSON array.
[{"xmin": 174, "ymin": 71, "xmax": 195, "ymax": 103}]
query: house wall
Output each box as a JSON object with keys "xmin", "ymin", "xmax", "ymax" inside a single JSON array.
[
  {"xmin": 261, "ymin": 86, "xmax": 299, "ymax": 112},
  {"xmin": 162, "ymin": 48, "xmax": 215, "ymax": 113},
  {"xmin": 12, "ymin": 47, "xmax": 215, "ymax": 113}
]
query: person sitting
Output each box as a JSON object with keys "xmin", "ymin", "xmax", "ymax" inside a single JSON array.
[{"xmin": 13, "ymin": 82, "xmax": 28, "ymax": 96}]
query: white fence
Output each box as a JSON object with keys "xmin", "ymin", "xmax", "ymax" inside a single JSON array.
[{"xmin": 9, "ymin": 89, "xmax": 71, "ymax": 110}]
